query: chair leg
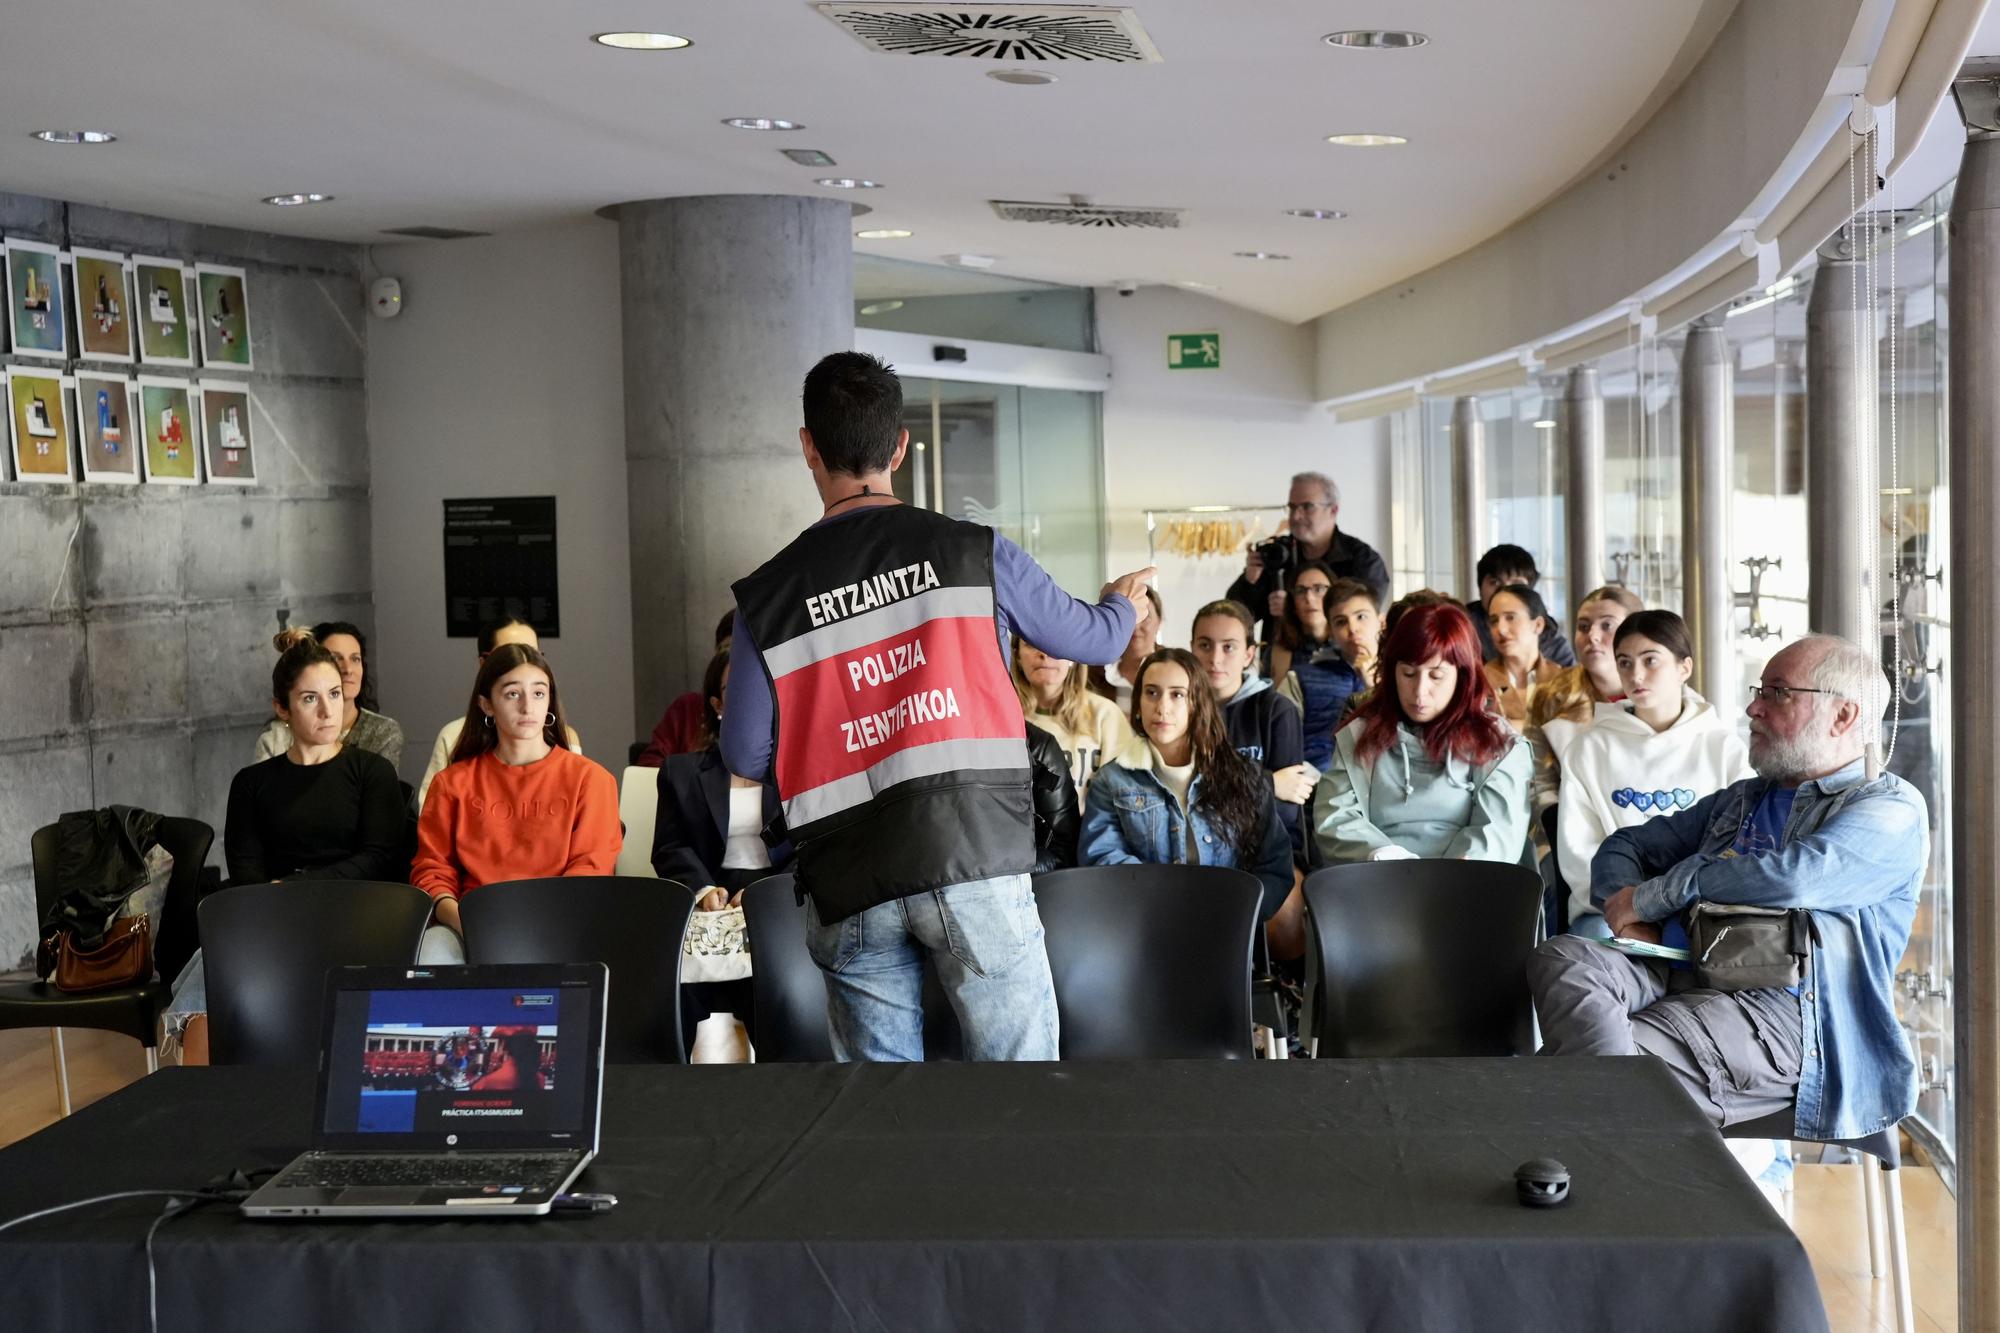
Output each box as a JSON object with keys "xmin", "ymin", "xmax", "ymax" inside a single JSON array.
[
  {"xmin": 1267, "ymin": 1024, "xmax": 1288, "ymax": 1060},
  {"xmin": 49, "ymin": 1028, "xmax": 72, "ymax": 1118},
  {"xmin": 1861, "ymin": 1151, "xmax": 1886, "ymax": 1278},
  {"xmin": 144, "ymin": 1043, "xmax": 158, "ymax": 1074},
  {"xmin": 1880, "ymin": 1162, "xmax": 1914, "ymax": 1333}
]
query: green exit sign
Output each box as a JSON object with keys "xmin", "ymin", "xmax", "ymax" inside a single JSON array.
[{"xmin": 1167, "ymin": 332, "xmax": 1221, "ymax": 369}]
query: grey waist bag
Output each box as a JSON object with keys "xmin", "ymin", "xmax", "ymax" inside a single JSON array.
[{"xmin": 1688, "ymin": 904, "xmax": 1817, "ymax": 992}]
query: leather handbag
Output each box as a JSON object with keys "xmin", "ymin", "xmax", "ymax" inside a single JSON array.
[
  {"xmin": 51, "ymin": 914, "xmax": 153, "ymax": 993},
  {"xmin": 1688, "ymin": 903, "xmax": 1814, "ymax": 993},
  {"xmin": 681, "ymin": 905, "xmax": 753, "ymax": 984}
]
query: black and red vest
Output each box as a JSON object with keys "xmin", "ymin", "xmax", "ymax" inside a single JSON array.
[{"xmin": 732, "ymin": 505, "xmax": 1033, "ymax": 922}]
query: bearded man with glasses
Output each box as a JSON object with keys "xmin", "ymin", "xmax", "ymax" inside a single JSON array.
[
  {"xmin": 1227, "ymin": 471, "xmax": 1389, "ymax": 645},
  {"xmin": 1526, "ymin": 634, "xmax": 1927, "ymax": 1143}
]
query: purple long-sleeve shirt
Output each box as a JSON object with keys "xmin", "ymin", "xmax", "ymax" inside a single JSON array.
[{"xmin": 721, "ymin": 509, "xmax": 1136, "ymax": 781}]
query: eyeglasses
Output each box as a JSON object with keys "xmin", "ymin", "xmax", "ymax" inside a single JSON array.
[
  {"xmin": 1286, "ymin": 501, "xmax": 1331, "ymax": 515},
  {"xmin": 1746, "ymin": 684, "xmax": 1836, "ymax": 706},
  {"xmin": 1292, "ymin": 584, "xmax": 1332, "ymax": 599}
]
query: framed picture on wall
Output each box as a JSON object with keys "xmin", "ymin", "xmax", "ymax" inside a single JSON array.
[
  {"xmin": 6, "ymin": 368, "xmax": 77, "ymax": 483},
  {"xmin": 136, "ymin": 375, "xmax": 199, "ymax": 485},
  {"xmin": 5, "ymin": 239, "xmax": 68, "ymax": 362},
  {"xmin": 195, "ymin": 263, "xmax": 252, "ymax": 370},
  {"xmin": 77, "ymin": 372, "xmax": 139, "ymax": 483},
  {"xmin": 198, "ymin": 378, "xmax": 256, "ymax": 484},
  {"xmin": 69, "ymin": 248, "xmax": 134, "ymax": 364},
  {"xmin": 132, "ymin": 256, "xmax": 194, "ymax": 366}
]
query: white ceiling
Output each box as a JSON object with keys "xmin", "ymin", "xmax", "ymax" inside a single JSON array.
[{"xmin": 0, "ymin": 0, "xmax": 1725, "ymax": 323}]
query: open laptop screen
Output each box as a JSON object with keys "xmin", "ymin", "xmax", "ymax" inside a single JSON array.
[{"xmin": 316, "ymin": 967, "xmax": 602, "ymax": 1150}]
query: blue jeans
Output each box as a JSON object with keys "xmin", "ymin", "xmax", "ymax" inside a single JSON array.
[{"xmin": 805, "ymin": 873, "xmax": 1059, "ymax": 1062}]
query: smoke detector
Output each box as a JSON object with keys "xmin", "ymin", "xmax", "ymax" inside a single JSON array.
[
  {"xmin": 990, "ymin": 198, "xmax": 1183, "ymax": 229},
  {"xmin": 818, "ymin": 5, "xmax": 1162, "ymax": 62}
]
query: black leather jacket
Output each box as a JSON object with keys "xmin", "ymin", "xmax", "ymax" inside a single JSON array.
[{"xmin": 1026, "ymin": 727, "xmax": 1080, "ymax": 874}]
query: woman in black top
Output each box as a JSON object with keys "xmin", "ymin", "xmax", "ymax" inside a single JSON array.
[{"xmin": 224, "ymin": 628, "xmax": 406, "ymax": 883}]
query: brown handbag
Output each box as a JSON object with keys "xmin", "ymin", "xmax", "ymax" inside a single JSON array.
[{"xmin": 51, "ymin": 914, "xmax": 153, "ymax": 993}]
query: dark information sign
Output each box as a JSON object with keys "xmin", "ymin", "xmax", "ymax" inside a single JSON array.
[{"xmin": 443, "ymin": 496, "xmax": 560, "ymax": 638}]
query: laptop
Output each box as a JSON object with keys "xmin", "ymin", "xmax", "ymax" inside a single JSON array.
[{"xmin": 242, "ymin": 962, "xmax": 607, "ymax": 1219}]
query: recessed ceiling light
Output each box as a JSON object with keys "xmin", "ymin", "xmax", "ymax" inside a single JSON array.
[
  {"xmin": 32, "ymin": 129, "xmax": 116, "ymax": 145},
  {"xmin": 263, "ymin": 193, "xmax": 334, "ymax": 206},
  {"xmin": 723, "ymin": 117, "xmax": 804, "ymax": 131},
  {"xmin": 1176, "ymin": 280, "xmax": 1218, "ymax": 290},
  {"xmin": 1285, "ymin": 208, "xmax": 1348, "ymax": 220},
  {"xmin": 817, "ymin": 178, "xmax": 882, "ymax": 189},
  {"xmin": 856, "ymin": 228, "xmax": 913, "ymax": 240},
  {"xmin": 1323, "ymin": 30, "xmax": 1429, "ymax": 50},
  {"xmin": 1533, "ymin": 419, "xmax": 1557, "ymax": 429},
  {"xmin": 1233, "ymin": 251, "xmax": 1289, "ymax": 261},
  {"xmin": 859, "ymin": 300, "xmax": 905, "ymax": 315},
  {"xmin": 987, "ymin": 69, "xmax": 1058, "ymax": 86},
  {"xmin": 592, "ymin": 31, "xmax": 692, "ymax": 50},
  {"xmin": 1326, "ymin": 133, "xmax": 1408, "ymax": 147}
]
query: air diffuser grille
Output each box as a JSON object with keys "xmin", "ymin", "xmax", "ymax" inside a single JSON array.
[
  {"xmin": 381, "ymin": 226, "xmax": 491, "ymax": 240},
  {"xmin": 989, "ymin": 199, "xmax": 1183, "ymax": 229},
  {"xmin": 818, "ymin": 5, "xmax": 1161, "ymax": 62}
]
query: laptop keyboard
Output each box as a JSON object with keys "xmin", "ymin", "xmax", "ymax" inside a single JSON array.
[{"xmin": 281, "ymin": 1153, "xmax": 577, "ymax": 1192}]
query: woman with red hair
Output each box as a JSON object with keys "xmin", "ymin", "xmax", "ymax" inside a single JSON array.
[{"xmin": 1313, "ymin": 602, "xmax": 1531, "ymax": 863}]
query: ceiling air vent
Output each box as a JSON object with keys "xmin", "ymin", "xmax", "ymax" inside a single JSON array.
[
  {"xmin": 989, "ymin": 199, "xmax": 1183, "ymax": 229},
  {"xmin": 817, "ymin": 5, "xmax": 1162, "ymax": 63},
  {"xmin": 380, "ymin": 226, "xmax": 492, "ymax": 240}
]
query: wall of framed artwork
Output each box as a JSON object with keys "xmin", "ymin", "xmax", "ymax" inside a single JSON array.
[
  {"xmin": 135, "ymin": 374, "xmax": 199, "ymax": 484},
  {"xmin": 195, "ymin": 263, "xmax": 252, "ymax": 370},
  {"xmin": 69, "ymin": 248, "xmax": 134, "ymax": 364},
  {"xmin": 132, "ymin": 255, "xmax": 194, "ymax": 366},
  {"xmin": 197, "ymin": 379, "xmax": 255, "ymax": 484},
  {"xmin": 76, "ymin": 372, "xmax": 139, "ymax": 483},
  {"xmin": 6, "ymin": 238, "xmax": 68, "ymax": 362},
  {"xmin": 6, "ymin": 367, "xmax": 77, "ymax": 483}
]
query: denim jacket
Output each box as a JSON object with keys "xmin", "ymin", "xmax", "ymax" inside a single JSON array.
[
  {"xmin": 1591, "ymin": 757, "xmax": 1927, "ymax": 1140},
  {"xmin": 1081, "ymin": 738, "xmax": 1293, "ymax": 919}
]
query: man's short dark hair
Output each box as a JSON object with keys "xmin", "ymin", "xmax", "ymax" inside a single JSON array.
[
  {"xmin": 1476, "ymin": 543, "xmax": 1539, "ymax": 585},
  {"xmin": 802, "ymin": 352, "xmax": 904, "ymax": 476}
]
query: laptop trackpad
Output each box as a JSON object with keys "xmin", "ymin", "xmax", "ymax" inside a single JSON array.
[{"xmin": 334, "ymin": 1188, "xmax": 425, "ymax": 1206}]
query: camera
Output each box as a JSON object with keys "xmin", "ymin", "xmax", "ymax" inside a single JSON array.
[{"xmin": 1115, "ymin": 282, "xmax": 1137, "ymax": 297}]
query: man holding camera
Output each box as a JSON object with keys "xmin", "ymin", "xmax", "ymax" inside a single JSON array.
[{"xmin": 1227, "ymin": 472, "xmax": 1388, "ymax": 644}]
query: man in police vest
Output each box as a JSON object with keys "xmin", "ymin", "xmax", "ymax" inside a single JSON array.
[{"xmin": 723, "ymin": 352, "xmax": 1153, "ymax": 1061}]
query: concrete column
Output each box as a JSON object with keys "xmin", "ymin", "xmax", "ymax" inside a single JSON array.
[
  {"xmin": 1561, "ymin": 365, "xmax": 1605, "ymax": 599},
  {"xmin": 1450, "ymin": 395, "xmax": 1486, "ymax": 600},
  {"xmin": 1948, "ymin": 62, "xmax": 2000, "ymax": 1333},
  {"xmin": 1679, "ymin": 318, "xmax": 1734, "ymax": 704},
  {"xmin": 1805, "ymin": 236, "xmax": 1871, "ymax": 644},
  {"xmin": 616, "ymin": 195, "xmax": 854, "ymax": 729}
]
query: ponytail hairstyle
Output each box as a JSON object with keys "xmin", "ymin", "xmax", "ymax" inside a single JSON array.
[
  {"xmin": 448, "ymin": 642, "xmax": 571, "ymax": 765},
  {"xmin": 310, "ymin": 620, "xmax": 375, "ymax": 711},
  {"xmin": 271, "ymin": 627, "xmax": 339, "ymax": 706},
  {"xmin": 1354, "ymin": 602, "xmax": 1511, "ymax": 768},
  {"xmin": 1131, "ymin": 647, "xmax": 1269, "ymax": 863}
]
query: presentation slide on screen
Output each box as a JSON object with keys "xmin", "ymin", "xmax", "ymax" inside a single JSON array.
[{"xmin": 322, "ymin": 987, "xmax": 587, "ymax": 1136}]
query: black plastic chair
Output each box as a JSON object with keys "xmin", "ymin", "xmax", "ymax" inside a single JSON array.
[
  {"xmin": 1032, "ymin": 864, "xmax": 1261, "ymax": 1060},
  {"xmin": 1301, "ymin": 859, "xmax": 1544, "ymax": 1057},
  {"xmin": 1727, "ymin": 1110, "xmax": 1913, "ymax": 1332},
  {"xmin": 1539, "ymin": 804, "xmax": 1570, "ymax": 938},
  {"xmin": 460, "ymin": 876, "xmax": 695, "ymax": 1063},
  {"xmin": 201, "ymin": 879, "xmax": 434, "ymax": 1067},
  {"xmin": 0, "ymin": 816, "xmax": 215, "ymax": 1114},
  {"xmin": 738, "ymin": 874, "xmax": 966, "ymax": 1061}
]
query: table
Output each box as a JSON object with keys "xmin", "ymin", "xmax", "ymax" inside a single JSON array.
[{"xmin": 0, "ymin": 1059, "xmax": 1827, "ymax": 1333}]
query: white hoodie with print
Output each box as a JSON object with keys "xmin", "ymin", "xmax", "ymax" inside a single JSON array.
[{"xmin": 1555, "ymin": 688, "xmax": 1755, "ymax": 922}]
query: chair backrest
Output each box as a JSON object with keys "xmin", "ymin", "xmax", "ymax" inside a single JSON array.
[
  {"xmin": 1032, "ymin": 864, "xmax": 1260, "ymax": 1060},
  {"xmin": 1302, "ymin": 859, "xmax": 1544, "ymax": 1057},
  {"xmin": 200, "ymin": 879, "xmax": 435, "ymax": 1067},
  {"xmin": 739, "ymin": 875, "xmax": 833, "ymax": 1061},
  {"xmin": 32, "ymin": 814, "xmax": 217, "ymax": 989},
  {"xmin": 615, "ymin": 766, "xmax": 660, "ymax": 878},
  {"xmin": 461, "ymin": 876, "xmax": 693, "ymax": 1063}
]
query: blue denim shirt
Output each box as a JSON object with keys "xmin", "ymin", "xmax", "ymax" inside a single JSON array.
[
  {"xmin": 1590, "ymin": 757, "xmax": 1926, "ymax": 1140},
  {"xmin": 1081, "ymin": 740, "xmax": 1293, "ymax": 919}
]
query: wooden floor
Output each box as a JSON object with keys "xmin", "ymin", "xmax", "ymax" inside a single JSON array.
[{"xmin": 0, "ymin": 1025, "xmax": 1961, "ymax": 1330}]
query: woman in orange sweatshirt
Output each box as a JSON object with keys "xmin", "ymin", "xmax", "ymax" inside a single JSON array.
[{"xmin": 413, "ymin": 643, "xmax": 621, "ymax": 962}]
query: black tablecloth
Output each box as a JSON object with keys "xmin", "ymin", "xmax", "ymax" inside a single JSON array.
[{"xmin": 0, "ymin": 1059, "xmax": 1826, "ymax": 1333}]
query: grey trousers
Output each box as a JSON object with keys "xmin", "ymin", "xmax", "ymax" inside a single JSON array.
[{"xmin": 1528, "ymin": 934, "xmax": 1804, "ymax": 1128}]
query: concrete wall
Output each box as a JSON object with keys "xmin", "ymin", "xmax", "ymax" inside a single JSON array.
[
  {"xmin": 1095, "ymin": 285, "xmax": 1389, "ymax": 647},
  {"xmin": 366, "ymin": 220, "xmax": 634, "ymax": 777},
  {"xmin": 0, "ymin": 192, "xmax": 369, "ymax": 966}
]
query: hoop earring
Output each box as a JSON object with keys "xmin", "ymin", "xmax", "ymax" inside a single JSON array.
[{"xmin": 482, "ymin": 715, "xmax": 493, "ymax": 730}]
